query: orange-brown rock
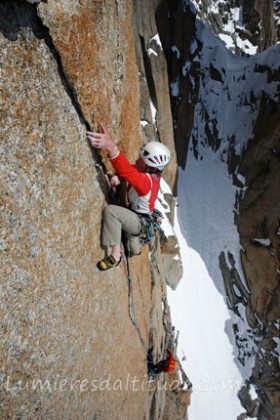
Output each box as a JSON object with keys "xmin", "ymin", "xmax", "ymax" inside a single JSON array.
[
  {"xmin": 36, "ymin": 0, "xmax": 141, "ymax": 163},
  {"xmin": 163, "ymin": 370, "xmax": 191, "ymax": 420},
  {"xmin": 0, "ymin": 1, "xmax": 185, "ymax": 418}
]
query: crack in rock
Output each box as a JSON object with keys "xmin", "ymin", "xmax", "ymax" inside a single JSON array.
[
  {"xmin": 32, "ymin": 4, "xmax": 91, "ymax": 132},
  {"xmin": 12, "ymin": 0, "xmax": 114, "ymax": 195},
  {"xmin": 127, "ymin": 271, "xmax": 147, "ymax": 351}
]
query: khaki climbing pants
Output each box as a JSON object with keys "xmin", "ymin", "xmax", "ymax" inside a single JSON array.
[{"xmin": 102, "ymin": 204, "xmax": 142, "ymax": 255}]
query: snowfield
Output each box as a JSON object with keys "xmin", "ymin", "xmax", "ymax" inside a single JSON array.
[
  {"xmin": 165, "ymin": 6, "xmax": 280, "ymax": 419},
  {"xmin": 167, "ymin": 158, "xmax": 246, "ymax": 420}
]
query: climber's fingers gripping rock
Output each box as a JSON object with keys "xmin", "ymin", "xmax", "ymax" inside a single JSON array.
[
  {"xmin": 86, "ymin": 131, "xmax": 109, "ymax": 150},
  {"xmin": 86, "ymin": 123, "xmax": 118, "ymax": 159},
  {"xmin": 98, "ymin": 122, "xmax": 108, "ymax": 135}
]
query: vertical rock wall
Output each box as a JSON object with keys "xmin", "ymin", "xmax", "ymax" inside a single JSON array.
[
  {"xmin": 0, "ymin": 0, "xmax": 160, "ymax": 418},
  {"xmin": 132, "ymin": 0, "xmax": 183, "ymax": 289},
  {"xmin": 155, "ymin": 0, "xmax": 198, "ymax": 169},
  {"xmin": 236, "ymin": 97, "xmax": 280, "ymax": 420},
  {"xmin": 35, "ymin": 0, "xmax": 141, "ymax": 160},
  {"xmin": 0, "ymin": 1, "xmax": 189, "ymax": 418},
  {"xmin": 132, "ymin": 0, "xmax": 177, "ymax": 188},
  {"xmin": 242, "ymin": 0, "xmax": 277, "ymax": 51}
]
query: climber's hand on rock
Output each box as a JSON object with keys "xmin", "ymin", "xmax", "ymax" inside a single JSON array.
[
  {"xmin": 86, "ymin": 123, "xmax": 118, "ymax": 159},
  {"xmin": 87, "ymin": 130, "xmax": 109, "ymax": 149}
]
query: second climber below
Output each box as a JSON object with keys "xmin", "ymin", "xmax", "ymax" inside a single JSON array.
[{"xmin": 87, "ymin": 123, "xmax": 171, "ymax": 271}]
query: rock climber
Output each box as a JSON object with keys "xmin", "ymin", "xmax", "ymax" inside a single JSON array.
[
  {"xmin": 147, "ymin": 349, "xmax": 178, "ymax": 375},
  {"xmin": 86, "ymin": 123, "xmax": 171, "ymax": 271}
]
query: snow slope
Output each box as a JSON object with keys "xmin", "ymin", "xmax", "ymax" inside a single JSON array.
[
  {"xmin": 168, "ymin": 157, "xmax": 245, "ymax": 420},
  {"xmin": 166, "ymin": 13, "xmax": 280, "ymax": 420}
]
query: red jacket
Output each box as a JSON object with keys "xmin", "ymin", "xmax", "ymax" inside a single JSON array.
[
  {"xmin": 165, "ymin": 350, "xmax": 178, "ymax": 372},
  {"xmin": 110, "ymin": 152, "xmax": 160, "ymax": 214}
]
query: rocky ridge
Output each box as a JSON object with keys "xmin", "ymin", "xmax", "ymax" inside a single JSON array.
[{"xmin": 191, "ymin": 0, "xmax": 280, "ymax": 55}]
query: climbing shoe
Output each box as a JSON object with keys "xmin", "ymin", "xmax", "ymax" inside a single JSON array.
[{"xmin": 97, "ymin": 255, "xmax": 121, "ymax": 271}]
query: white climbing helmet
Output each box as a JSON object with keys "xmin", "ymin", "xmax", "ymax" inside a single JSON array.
[{"xmin": 140, "ymin": 141, "xmax": 171, "ymax": 170}]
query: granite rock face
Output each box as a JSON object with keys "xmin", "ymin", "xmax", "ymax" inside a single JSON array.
[
  {"xmin": 132, "ymin": 0, "xmax": 183, "ymax": 289},
  {"xmin": 2, "ymin": 0, "xmax": 278, "ymax": 419},
  {"xmin": 156, "ymin": 0, "xmax": 198, "ymax": 169},
  {"xmin": 0, "ymin": 1, "xmax": 188, "ymax": 418},
  {"xmin": 235, "ymin": 97, "xmax": 280, "ymax": 420}
]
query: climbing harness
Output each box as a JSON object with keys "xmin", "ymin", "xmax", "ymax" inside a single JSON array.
[{"xmin": 137, "ymin": 209, "xmax": 164, "ymax": 244}]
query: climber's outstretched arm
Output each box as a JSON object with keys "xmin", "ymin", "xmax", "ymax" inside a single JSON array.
[{"xmin": 87, "ymin": 123, "xmax": 119, "ymax": 159}]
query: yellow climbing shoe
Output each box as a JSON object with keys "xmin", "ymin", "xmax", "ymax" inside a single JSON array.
[{"xmin": 97, "ymin": 255, "xmax": 121, "ymax": 271}]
